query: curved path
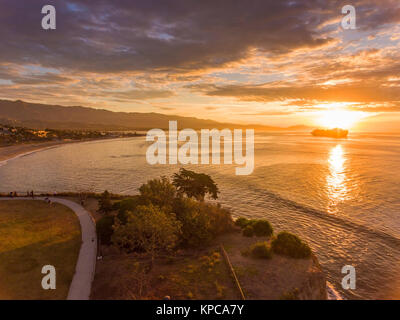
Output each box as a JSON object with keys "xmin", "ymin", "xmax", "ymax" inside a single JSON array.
[{"xmin": 0, "ymin": 197, "xmax": 97, "ymax": 300}]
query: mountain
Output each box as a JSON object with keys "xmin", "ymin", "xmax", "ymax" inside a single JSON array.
[{"xmin": 0, "ymin": 99, "xmax": 311, "ymax": 131}]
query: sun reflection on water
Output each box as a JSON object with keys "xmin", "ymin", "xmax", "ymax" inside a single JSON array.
[{"xmin": 326, "ymin": 144, "xmax": 348, "ymax": 214}]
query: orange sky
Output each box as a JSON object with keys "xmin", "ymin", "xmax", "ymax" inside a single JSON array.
[{"xmin": 1, "ymin": 1, "xmax": 400, "ymax": 131}]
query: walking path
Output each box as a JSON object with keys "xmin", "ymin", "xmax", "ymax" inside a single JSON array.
[{"xmin": 0, "ymin": 197, "xmax": 97, "ymax": 300}]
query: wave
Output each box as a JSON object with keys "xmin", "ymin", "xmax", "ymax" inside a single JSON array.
[{"xmin": 243, "ymin": 182, "xmax": 400, "ymax": 250}]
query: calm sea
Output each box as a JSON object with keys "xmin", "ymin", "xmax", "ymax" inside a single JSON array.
[{"xmin": 1, "ymin": 132, "xmax": 399, "ymax": 299}]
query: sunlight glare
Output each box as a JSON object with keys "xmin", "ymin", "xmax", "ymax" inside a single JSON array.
[
  {"xmin": 317, "ymin": 109, "xmax": 366, "ymax": 129},
  {"xmin": 326, "ymin": 144, "xmax": 348, "ymax": 214}
]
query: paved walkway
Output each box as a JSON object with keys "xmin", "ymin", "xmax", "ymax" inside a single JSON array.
[{"xmin": 0, "ymin": 197, "xmax": 97, "ymax": 300}]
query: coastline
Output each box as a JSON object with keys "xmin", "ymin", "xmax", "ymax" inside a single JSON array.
[
  {"xmin": 0, "ymin": 137, "xmax": 138, "ymax": 166},
  {"xmin": 0, "ymin": 139, "xmax": 336, "ymax": 300},
  {"xmin": 0, "ymin": 141, "xmax": 70, "ymax": 165}
]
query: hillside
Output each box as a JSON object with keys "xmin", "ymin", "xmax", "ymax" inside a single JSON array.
[{"xmin": 0, "ymin": 99, "xmax": 310, "ymax": 131}]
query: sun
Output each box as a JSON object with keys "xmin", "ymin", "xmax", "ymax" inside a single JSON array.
[{"xmin": 317, "ymin": 109, "xmax": 367, "ymax": 129}]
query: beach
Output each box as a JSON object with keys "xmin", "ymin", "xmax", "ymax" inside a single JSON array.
[
  {"xmin": 0, "ymin": 137, "xmax": 133, "ymax": 164},
  {"xmin": 0, "ymin": 141, "xmax": 68, "ymax": 164}
]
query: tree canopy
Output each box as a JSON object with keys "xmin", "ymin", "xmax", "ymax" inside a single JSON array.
[{"xmin": 172, "ymin": 168, "xmax": 219, "ymax": 201}]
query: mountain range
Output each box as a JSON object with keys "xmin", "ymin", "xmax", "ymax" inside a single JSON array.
[{"xmin": 0, "ymin": 99, "xmax": 310, "ymax": 131}]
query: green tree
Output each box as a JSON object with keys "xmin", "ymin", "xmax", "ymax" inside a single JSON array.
[
  {"xmin": 98, "ymin": 190, "xmax": 113, "ymax": 214},
  {"xmin": 96, "ymin": 215, "xmax": 115, "ymax": 245},
  {"xmin": 139, "ymin": 176, "xmax": 176, "ymax": 211},
  {"xmin": 172, "ymin": 197, "xmax": 233, "ymax": 247},
  {"xmin": 112, "ymin": 204, "xmax": 181, "ymax": 263},
  {"xmin": 172, "ymin": 197, "xmax": 213, "ymax": 247},
  {"xmin": 172, "ymin": 168, "xmax": 219, "ymax": 201}
]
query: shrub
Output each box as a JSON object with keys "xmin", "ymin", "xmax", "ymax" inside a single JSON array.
[
  {"xmin": 235, "ymin": 217, "xmax": 249, "ymax": 228},
  {"xmin": 242, "ymin": 225, "xmax": 254, "ymax": 237},
  {"xmin": 252, "ymin": 219, "xmax": 273, "ymax": 237},
  {"xmin": 249, "ymin": 242, "xmax": 272, "ymax": 259},
  {"xmin": 96, "ymin": 215, "xmax": 115, "ymax": 245},
  {"xmin": 271, "ymin": 232, "xmax": 311, "ymax": 258}
]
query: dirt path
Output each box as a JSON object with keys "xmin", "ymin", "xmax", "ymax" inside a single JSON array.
[{"xmin": 0, "ymin": 197, "xmax": 97, "ymax": 300}]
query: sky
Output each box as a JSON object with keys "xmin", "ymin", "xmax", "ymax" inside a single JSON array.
[{"xmin": 1, "ymin": 0, "xmax": 400, "ymax": 131}]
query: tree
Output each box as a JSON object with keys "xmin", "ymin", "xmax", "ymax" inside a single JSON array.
[
  {"xmin": 172, "ymin": 197, "xmax": 233, "ymax": 247},
  {"xmin": 139, "ymin": 177, "xmax": 176, "ymax": 211},
  {"xmin": 112, "ymin": 204, "xmax": 181, "ymax": 263},
  {"xmin": 172, "ymin": 197, "xmax": 213, "ymax": 247},
  {"xmin": 98, "ymin": 190, "xmax": 113, "ymax": 214},
  {"xmin": 172, "ymin": 168, "xmax": 219, "ymax": 201}
]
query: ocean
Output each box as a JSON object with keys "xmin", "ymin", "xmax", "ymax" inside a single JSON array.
[{"xmin": 1, "ymin": 132, "xmax": 399, "ymax": 299}]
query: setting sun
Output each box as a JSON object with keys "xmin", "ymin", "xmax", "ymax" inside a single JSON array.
[{"xmin": 317, "ymin": 109, "xmax": 367, "ymax": 129}]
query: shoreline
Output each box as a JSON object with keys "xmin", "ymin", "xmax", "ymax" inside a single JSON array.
[
  {"xmin": 0, "ymin": 141, "xmax": 70, "ymax": 166},
  {"xmin": 0, "ymin": 137, "xmax": 139, "ymax": 166}
]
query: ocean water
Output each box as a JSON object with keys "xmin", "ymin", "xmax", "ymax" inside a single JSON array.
[{"xmin": 1, "ymin": 132, "xmax": 399, "ymax": 299}]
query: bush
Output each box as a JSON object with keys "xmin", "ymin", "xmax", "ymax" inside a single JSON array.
[
  {"xmin": 252, "ymin": 219, "xmax": 273, "ymax": 237},
  {"xmin": 235, "ymin": 217, "xmax": 249, "ymax": 228},
  {"xmin": 236, "ymin": 218, "xmax": 273, "ymax": 237},
  {"xmin": 271, "ymin": 232, "xmax": 311, "ymax": 258},
  {"xmin": 96, "ymin": 215, "xmax": 115, "ymax": 245},
  {"xmin": 249, "ymin": 242, "xmax": 272, "ymax": 259},
  {"xmin": 242, "ymin": 225, "xmax": 254, "ymax": 237}
]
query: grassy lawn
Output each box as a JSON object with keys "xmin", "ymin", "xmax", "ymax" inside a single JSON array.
[{"xmin": 0, "ymin": 200, "xmax": 81, "ymax": 300}]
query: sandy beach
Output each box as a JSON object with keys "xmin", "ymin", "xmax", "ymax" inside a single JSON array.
[
  {"xmin": 0, "ymin": 137, "xmax": 124, "ymax": 164},
  {"xmin": 0, "ymin": 137, "xmax": 139, "ymax": 166},
  {"xmin": 0, "ymin": 141, "xmax": 69, "ymax": 163}
]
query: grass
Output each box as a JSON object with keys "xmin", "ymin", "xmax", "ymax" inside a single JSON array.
[
  {"xmin": 0, "ymin": 200, "xmax": 81, "ymax": 300},
  {"xmin": 91, "ymin": 249, "xmax": 241, "ymax": 300}
]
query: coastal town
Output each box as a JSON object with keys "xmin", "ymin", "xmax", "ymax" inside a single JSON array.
[{"xmin": 0, "ymin": 124, "xmax": 142, "ymax": 146}]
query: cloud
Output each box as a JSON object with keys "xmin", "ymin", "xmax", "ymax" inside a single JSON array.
[
  {"xmin": 348, "ymin": 105, "xmax": 400, "ymax": 112},
  {"xmin": 1, "ymin": 0, "xmax": 400, "ymax": 125},
  {"xmin": 0, "ymin": 0, "xmax": 343, "ymax": 74},
  {"xmin": 12, "ymin": 73, "xmax": 73, "ymax": 85},
  {"xmin": 103, "ymin": 89, "xmax": 175, "ymax": 100},
  {"xmin": 204, "ymin": 84, "xmax": 400, "ymax": 103},
  {"xmin": 241, "ymin": 110, "xmax": 295, "ymax": 116},
  {"xmin": 155, "ymin": 106, "xmax": 175, "ymax": 111}
]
